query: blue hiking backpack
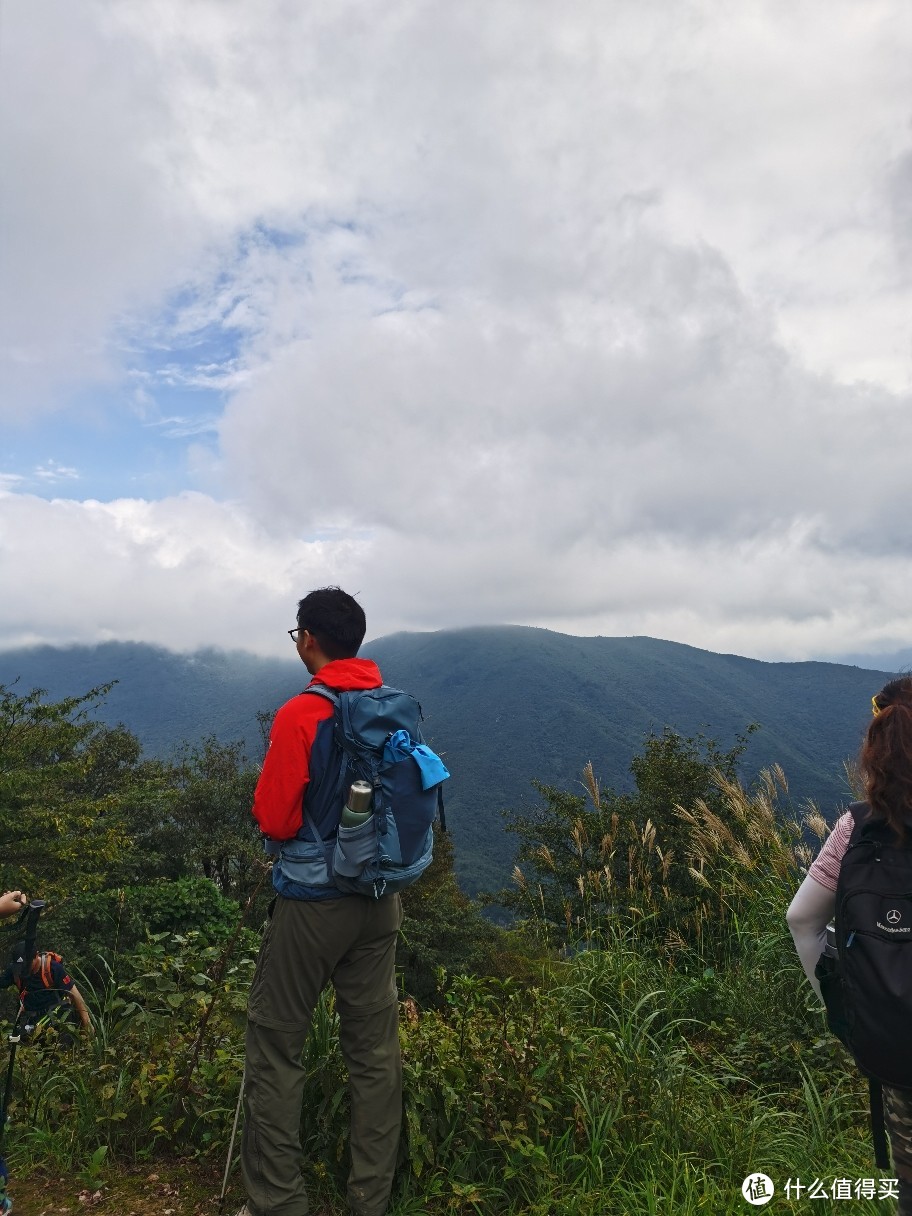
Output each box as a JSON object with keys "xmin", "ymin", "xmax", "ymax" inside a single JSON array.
[{"xmin": 270, "ymin": 684, "xmax": 449, "ymax": 900}]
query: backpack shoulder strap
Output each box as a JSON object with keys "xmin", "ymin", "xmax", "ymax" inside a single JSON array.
[
  {"xmin": 304, "ymin": 684, "xmax": 340, "ymax": 708},
  {"xmin": 300, "ymin": 683, "xmax": 346, "ymax": 861},
  {"xmin": 844, "ymin": 801, "xmax": 876, "ymax": 850},
  {"xmin": 308, "ymin": 685, "xmax": 381, "ymax": 774},
  {"xmin": 869, "ymin": 1077, "xmax": 891, "ymax": 1170},
  {"xmin": 845, "ymin": 800, "xmax": 912, "ymax": 852},
  {"xmin": 849, "ymin": 801, "xmax": 871, "ymax": 826}
]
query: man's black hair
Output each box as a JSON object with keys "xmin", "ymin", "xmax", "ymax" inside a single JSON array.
[{"xmin": 297, "ymin": 587, "xmax": 366, "ymax": 660}]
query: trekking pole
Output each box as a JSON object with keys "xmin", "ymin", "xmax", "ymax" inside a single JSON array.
[
  {"xmin": 0, "ymin": 1001, "xmax": 22, "ymax": 1172},
  {"xmin": 0, "ymin": 898, "xmax": 45, "ymax": 1210},
  {"xmin": 217, "ymin": 1066, "xmax": 245, "ymax": 1215},
  {"xmin": 0, "ymin": 900, "xmax": 44, "ymax": 1153}
]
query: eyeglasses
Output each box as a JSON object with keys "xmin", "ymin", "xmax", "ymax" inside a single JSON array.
[
  {"xmin": 288, "ymin": 627, "xmax": 303, "ymax": 643},
  {"xmin": 872, "ymin": 694, "xmax": 882, "ymax": 716}
]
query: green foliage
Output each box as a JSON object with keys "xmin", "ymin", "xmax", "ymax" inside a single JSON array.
[
  {"xmin": 0, "ymin": 674, "xmax": 890, "ymax": 1213},
  {"xmin": 628, "ymin": 723, "xmax": 753, "ymax": 836},
  {"xmin": 0, "ymin": 682, "xmax": 269, "ymax": 925},
  {"xmin": 495, "ymin": 726, "xmax": 759, "ymax": 948},
  {"xmin": 6, "ymin": 922, "xmax": 888, "ymax": 1214},
  {"xmin": 157, "ymin": 736, "xmax": 262, "ymax": 904},
  {"xmin": 6, "ymin": 929, "xmax": 255, "ymax": 1170},
  {"xmin": 398, "ymin": 829, "xmax": 535, "ymax": 1007},
  {"xmin": 0, "ymin": 682, "xmax": 161, "ymax": 899},
  {"xmin": 42, "ymin": 877, "xmax": 251, "ymax": 968}
]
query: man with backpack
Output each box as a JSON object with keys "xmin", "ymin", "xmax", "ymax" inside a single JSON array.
[{"xmin": 236, "ymin": 587, "xmax": 445, "ymax": 1216}]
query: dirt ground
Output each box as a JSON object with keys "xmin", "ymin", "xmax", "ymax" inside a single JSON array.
[
  {"xmin": 9, "ymin": 1163, "xmax": 342, "ymax": 1216},
  {"xmin": 7, "ymin": 1162, "xmax": 235, "ymax": 1216}
]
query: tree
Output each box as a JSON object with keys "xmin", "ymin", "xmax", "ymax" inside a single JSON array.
[
  {"xmin": 398, "ymin": 827, "xmax": 531, "ymax": 1005},
  {"xmin": 0, "ymin": 682, "xmax": 157, "ymax": 898},
  {"xmin": 162, "ymin": 737, "xmax": 263, "ymax": 904}
]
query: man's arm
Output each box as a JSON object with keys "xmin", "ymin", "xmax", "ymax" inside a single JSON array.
[
  {"xmin": 66, "ymin": 984, "xmax": 92, "ymax": 1033},
  {"xmin": 50, "ymin": 960, "xmax": 91, "ymax": 1032},
  {"xmin": 252, "ymin": 696, "xmax": 329, "ymax": 840}
]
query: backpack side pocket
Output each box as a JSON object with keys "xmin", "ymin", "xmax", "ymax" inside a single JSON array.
[
  {"xmin": 815, "ymin": 951, "xmax": 851, "ymax": 1049},
  {"xmin": 333, "ymin": 816, "xmax": 378, "ymax": 878}
]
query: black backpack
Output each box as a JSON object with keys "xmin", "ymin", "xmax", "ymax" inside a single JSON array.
[{"xmin": 816, "ymin": 801, "xmax": 912, "ymax": 1167}]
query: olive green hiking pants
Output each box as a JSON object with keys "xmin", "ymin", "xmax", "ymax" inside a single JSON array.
[{"xmin": 240, "ymin": 893, "xmax": 403, "ymax": 1216}]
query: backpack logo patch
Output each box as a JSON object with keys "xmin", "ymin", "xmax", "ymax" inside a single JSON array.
[{"xmin": 878, "ymin": 906, "xmax": 909, "ymax": 933}]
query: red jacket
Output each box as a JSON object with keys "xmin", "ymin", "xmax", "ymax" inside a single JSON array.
[{"xmin": 252, "ymin": 658, "xmax": 383, "ymax": 841}]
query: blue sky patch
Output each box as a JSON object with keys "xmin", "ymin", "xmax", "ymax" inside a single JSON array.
[{"xmin": 2, "ymin": 376, "xmax": 225, "ymax": 503}]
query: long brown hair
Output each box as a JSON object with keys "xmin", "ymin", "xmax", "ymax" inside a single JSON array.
[{"xmin": 861, "ymin": 676, "xmax": 912, "ymax": 834}]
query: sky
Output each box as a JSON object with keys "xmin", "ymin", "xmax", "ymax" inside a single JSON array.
[{"xmin": 1, "ymin": 0, "xmax": 911, "ymax": 662}]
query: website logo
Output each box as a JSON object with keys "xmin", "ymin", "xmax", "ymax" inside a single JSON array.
[{"xmin": 742, "ymin": 1173, "xmax": 775, "ymax": 1206}]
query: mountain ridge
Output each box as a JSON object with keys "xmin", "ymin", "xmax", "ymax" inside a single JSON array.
[{"xmin": 0, "ymin": 627, "xmax": 894, "ymax": 891}]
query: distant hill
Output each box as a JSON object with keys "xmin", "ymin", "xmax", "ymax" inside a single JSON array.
[
  {"xmin": 831, "ymin": 646, "xmax": 912, "ymax": 672},
  {"xmin": 0, "ymin": 629, "xmax": 890, "ymax": 893},
  {"xmin": 0, "ymin": 641, "xmax": 306, "ymax": 760}
]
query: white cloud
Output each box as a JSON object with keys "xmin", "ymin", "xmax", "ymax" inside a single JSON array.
[
  {"xmin": 0, "ymin": 4, "xmax": 211, "ymax": 411},
  {"xmin": 2, "ymin": 484, "xmax": 912, "ymax": 662},
  {"xmin": 0, "ymin": 490, "xmax": 364, "ymax": 654},
  {"xmin": 1, "ymin": 0, "xmax": 911, "ymax": 660},
  {"xmin": 33, "ymin": 461, "xmax": 79, "ymax": 483},
  {"xmin": 143, "ymin": 414, "xmax": 222, "ymax": 439},
  {"xmin": 5, "ymin": 0, "xmax": 910, "ymax": 402},
  {"xmin": 217, "ymin": 227, "xmax": 911, "ymax": 558}
]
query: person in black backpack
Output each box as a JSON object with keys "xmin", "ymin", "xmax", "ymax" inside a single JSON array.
[
  {"xmin": 235, "ymin": 588, "xmax": 420, "ymax": 1216},
  {"xmin": 0, "ymin": 942, "xmax": 92, "ymax": 1042},
  {"xmin": 788, "ymin": 676, "xmax": 912, "ymax": 1213}
]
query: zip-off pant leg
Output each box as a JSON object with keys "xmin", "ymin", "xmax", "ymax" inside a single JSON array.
[
  {"xmin": 333, "ymin": 917, "xmax": 402, "ymax": 1216},
  {"xmin": 240, "ymin": 893, "xmax": 402, "ymax": 1216},
  {"xmin": 242, "ymin": 1020, "xmax": 312, "ymax": 1216}
]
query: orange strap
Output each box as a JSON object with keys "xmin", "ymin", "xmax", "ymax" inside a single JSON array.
[{"xmin": 15, "ymin": 951, "xmax": 62, "ymax": 999}]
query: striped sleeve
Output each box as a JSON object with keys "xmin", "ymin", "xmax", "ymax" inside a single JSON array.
[{"xmin": 807, "ymin": 810, "xmax": 854, "ymax": 892}]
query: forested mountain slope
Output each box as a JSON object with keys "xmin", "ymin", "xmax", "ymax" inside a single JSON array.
[{"xmin": 0, "ymin": 628, "xmax": 889, "ymax": 891}]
